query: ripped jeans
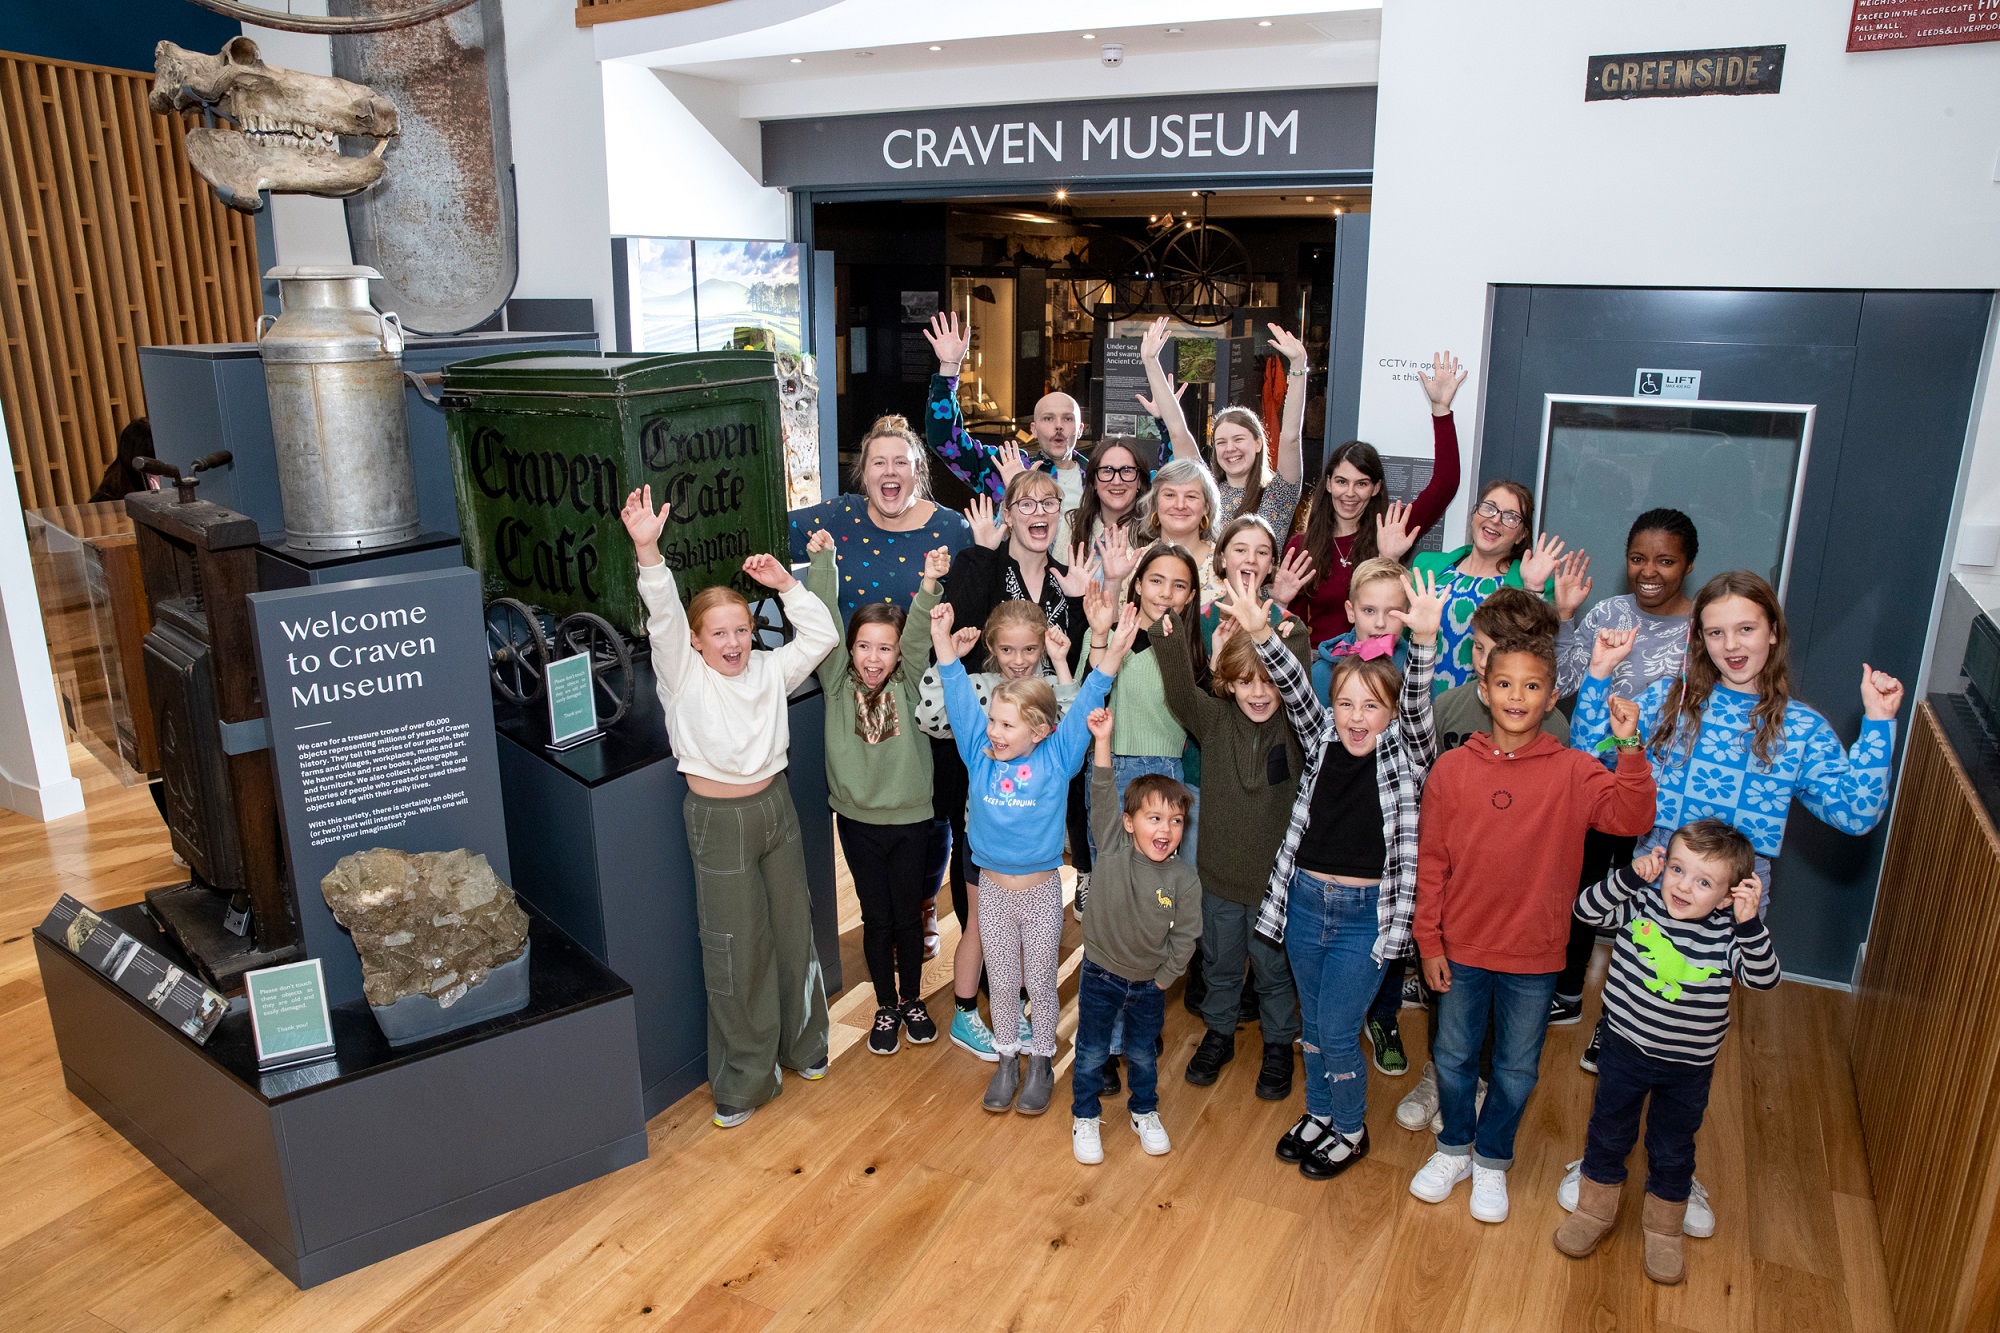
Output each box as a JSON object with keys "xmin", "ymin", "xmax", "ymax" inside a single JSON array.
[{"xmin": 1283, "ymin": 869, "xmax": 1384, "ymax": 1136}]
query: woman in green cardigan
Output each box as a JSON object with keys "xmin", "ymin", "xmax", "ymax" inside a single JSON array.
[{"xmin": 1410, "ymin": 479, "xmax": 1565, "ymax": 691}]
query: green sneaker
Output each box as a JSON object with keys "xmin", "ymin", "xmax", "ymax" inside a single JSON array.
[{"xmin": 1366, "ymin": 1018, "xmax": 1409, "ymax": 1076}]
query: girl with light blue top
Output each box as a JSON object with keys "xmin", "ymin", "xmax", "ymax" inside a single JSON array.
[{"xmin": 1571, "ymin": 570, "xmax": 1905, "ymax": 897}]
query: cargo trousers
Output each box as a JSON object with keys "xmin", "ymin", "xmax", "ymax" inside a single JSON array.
[{"xmin": 684, "ymin": 778, "xmax": 829, "ymax": 1109}]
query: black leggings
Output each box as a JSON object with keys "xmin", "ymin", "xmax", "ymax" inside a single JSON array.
[{"xmin": 836, "ymin": 815, "xmax": 932, "ymax": 1008}]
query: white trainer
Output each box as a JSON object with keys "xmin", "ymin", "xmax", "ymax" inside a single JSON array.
[
  {"xmin": 1131, "ymin": 1109, "xmax": 1172, "ymax": 1156},
  {"xmin": 1409, "ymin": 1151, "xmax": 1471, "ymax": 1203},
  {"xmin": 1072, "ymin": 1116, "xmax": 1104, "ymax": 1165},
  {"xmin": 1558, "ymin": 1159, "xmax": 1715, "ymax": 1236},
  {"xmin": 1427, "ymin": 1077, "xmax": 1486, "ymax": 1135},
  {"xmin": 1470, "ymin": 1164, "xmax": 1509, "ymax": 1223},
  {"xmin": 1396, "ymin": 1061, "xmax": 1439, "ymax": 1131}
]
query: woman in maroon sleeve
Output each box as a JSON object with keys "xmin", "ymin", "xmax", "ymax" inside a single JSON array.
[{"xmin": 1285, "ymin": 353, "xmax": 1466, "ymax": 647}]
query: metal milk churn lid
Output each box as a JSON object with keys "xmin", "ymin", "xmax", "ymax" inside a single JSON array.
[{"xmin": 258, "ymin": 264, "xmax": 422, "ymax": 551}]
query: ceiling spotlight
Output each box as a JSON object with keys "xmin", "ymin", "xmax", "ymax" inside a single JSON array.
[
  {"xmin": 1165, "ymin": 27, "xmax": 1184, "ymax": 35},
  {"xmin": 1332, "ymin": 206, "xmax": 1344, "ymax": 214},
  {"xmin": 1257, "ymin": 19, "xmax": 1273, "ymax": 26},
  {"xmin": 1082, "ymin": 32, "xmax": 1096, "ymax": 39},
  {"xmin": 789, "ymin": 56, "xmax": 803, "ymax": 63},
  {"xmin": 928, "ymin": 44, "xmax": 942, "ymax": 51},
  {"xmin": 1304, "ymin": 195, "xmax": 1314, "ymax": 202},
  {"xmin": 1055, "ymin": 188, "xmax": 1068, "ymax": 200},
  {"xmin": 856, "ymin": 50, "xmax": 873, "ymax": 57}
]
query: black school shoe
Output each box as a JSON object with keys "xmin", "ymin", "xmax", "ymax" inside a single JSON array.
[
  {"xmin": 867, "ymin": 1006, "xmax": 901, "ymax": 1056},
  {"xmin": 1299, "ymin": 1125, "xmax": 1369, "ymax": 1180},
  {"xmin": 1100, "ymin": 1053, "xmax": 1123, "ymax": 1097},
  {"xmin": 1255, "ymin": 1041, "xmax": 1295, "ymax": 1101},
  {"xmin": 1185, "ymin": 1030, "xmax": 1235, "ymax": 1086},
  {"xmin": 901, "ymin": 998, "xmax": 938, "ymax": 1044},
  {"xmin": 1276, "ymin": 1112, "xmax": 1330, "ymax": 1163}
]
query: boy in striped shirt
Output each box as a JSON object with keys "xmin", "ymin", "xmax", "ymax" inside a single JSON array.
[{"xmin": 1553, "ymin": 818, "xmax": 1779, "ymax": 1286}]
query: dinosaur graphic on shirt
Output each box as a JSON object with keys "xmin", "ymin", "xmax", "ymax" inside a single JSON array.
[{"xmin": 1628, "ymin": 918, "xmax": 1718, "ymax": 1001}]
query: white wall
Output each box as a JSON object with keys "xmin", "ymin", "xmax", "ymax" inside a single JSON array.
[
  {"xmin": 0, "ymin": 415, "xmax": 83, "ymax": 821},
  {"xmin": 1360, "ymin": 0, "xmax": 2000, "ymax": 578},
  {"xmin": 250, "ymin": 0, "xmax": 617, "ymax": 342},
  {"xmin": 602, "ymin": 64, "xmax": 787, "ymax": 240}
]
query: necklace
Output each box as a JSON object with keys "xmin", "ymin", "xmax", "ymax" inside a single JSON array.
[{"xmin": 1334, "ymin": 531, "xmax": 1355, "ymax": 569}]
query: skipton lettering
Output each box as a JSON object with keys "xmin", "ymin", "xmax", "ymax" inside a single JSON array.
[{"xmin": 640, "ymin": 414, "xmax": 764, "ymax": 575}]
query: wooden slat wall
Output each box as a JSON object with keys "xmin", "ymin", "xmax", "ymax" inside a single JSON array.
[
  {"xmin": 1853, "ymin": 701, "xmax": 2000, "ymax": 1332},
  {"xmin": 0, "ymin": 49, "xmax": 260, "ymax": 510}
]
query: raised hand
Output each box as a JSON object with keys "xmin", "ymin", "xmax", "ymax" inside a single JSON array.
[
  {"xmin": 621, "ymin": 485, "xmax": 669, "ymax": 564},
  {"xmin": 1607, "ymin": 693, "xmax": 1641, "ymax": 741},
  {"xmin": 1086, "ymin": 706, "xmax": 1115, "ymax": 741},
  {"xmin": 1588, "ymin": 627, "xmax": 1637, "ymax": 679},
  {"xmin": 1630, "ymin": 846, "xmax": 1666, "ymax": 884},
  {"xmin": 1553, "ymin": 549, "xmax": 1593, "ymax": 621},
  {"xmin": 1135, "ymin": 374, "xmax": 1186, "ymax": 420},
  {"xmin": 1860, "ymin": 663, "xmax": 1905, "ymax": 721},
  {"xmin": 965, "ymin": 494, "xmax": 1003, "ymax": 549},
  {"xmin": 924, "ymin": 310, "xmax": 970, "ymax": 372},
  {"xmin": 995, "ymin": 441, "xmax": 1028, "ymax": 485},
  {"xmin": 805, "ymin": 527, "xmax": 835, "ymax": 556},
  {"xmin": 1730, "ymin": 874, "xmax": 1764, "ymax": 923},
  {"xmin": 1210, "ymin": 614, "xmax": 1237, "ymax": 653},
  {"xmin": 1266, "ymin": 323, "xmax": 1308, "ymax": 369},
  {"xmin": 1375, "ymin": 499, "xmax": 1418, "ymax": 563},
  {"xmin": 1417, "ymin": 351, "xmax": 1467, "ymax": 417},
  {"xmin": 742, "ymin": 552, "xmax": 796, "ymax": 593},
  {"xmin": 1214, "ymin": 579, "xmax": 1275, "ymax": 644},
  {"xmin": 929, "ymin": 602, "xmax": 959, "ymax": 662},
  {"xmin": 1052, "ymin": 544, "xmax": 1096, "ymax": 599},
  {"xmin": 1271, "ymin": 545, "xmax": 1316, "ymax": 606},
  {"xmin": 921, "ymin": 545, "xmax": 952, "ymax": 586},
  {"xmin": 1082, "ymin": 579, "xmax": 1117, "ymax": 633},
  {"xmin": 1043, "ymin": 622, "xmax": 1072, "ymax": 662},
  {"xmin": 1389, "ymin": 568, "xmax": 1445, "ymax": 646},
  {"xmin": 1520, "ymin": 530, "xmax": 1566, "ymax": 589},
  {"xmin": 1139, "ymin": 315, "xmax": 1171, "ymax": 364},
  {"xmin": 951, "ymin": 625, "xmax": 981, "ymax": 657},
  {"xmin": 1099, "ymin": 601, "xmax": 1143, "ymax": 674},
  {"xmin": 1097, "ymin": 524, "xmax": 1139, "ymax": 586}
]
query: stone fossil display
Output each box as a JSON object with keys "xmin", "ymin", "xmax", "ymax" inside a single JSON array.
[
  {"xmin": 150, "ymin": 36, "xmax": 400, "ymax": 212},
  {"xmin": 320, "ymin": 847, "xmax": 527, "ymax": 1008}
]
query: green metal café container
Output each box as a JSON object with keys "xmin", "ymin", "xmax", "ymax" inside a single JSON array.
[{"xmin": 441, "ymin": 351, "xmax": 790, "ymax": 637}]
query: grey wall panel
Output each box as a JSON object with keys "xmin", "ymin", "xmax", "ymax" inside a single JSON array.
[{"xmin": 1521, "ymin": 287, "xmax": 1864, "ymax": 347}]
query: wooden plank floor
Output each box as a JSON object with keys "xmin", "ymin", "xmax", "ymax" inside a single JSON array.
[{"xmin": 0, "ymin": 750, "xmax": 1898, "ymax": 1332}]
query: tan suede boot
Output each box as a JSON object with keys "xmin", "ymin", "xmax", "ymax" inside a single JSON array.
[
  {"xmin": 1642, "ymin": 1192, "xmax": 1688, "ymax": 1285},
  {"xmin": 1553, "ymin": 1174, "xmax": 1623, "ymax": 1258}
]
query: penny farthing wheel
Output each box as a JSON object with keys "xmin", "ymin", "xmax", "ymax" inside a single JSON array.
[{"xmin": 484, "ymin": 597, "xmax": 548, "ymax": 705}]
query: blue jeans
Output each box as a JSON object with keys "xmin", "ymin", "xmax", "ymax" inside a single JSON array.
[
  {"xmin": 1283, "ymin": 870, "xmax": 1384, "ymax": 1135},
  {"xmin": 1071, "ymin": 958, "xmax": 1165, "ymax": 1119},
  {"xmin": 1433, "ymin": 962, "xmax": 1559, "ymax": 1169},
  {"xmin": 1099, "ymin": 754, "xmax": 1199, "ymax": 1057},
  {"xmin": 1581, "ymin": 1028, "xmax": 1713, "ymax": 1202}
]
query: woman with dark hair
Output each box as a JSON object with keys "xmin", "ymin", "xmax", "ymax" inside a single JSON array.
[
  {"xmin": 1409, "ymin": 478, "xmax": 1566, "ymax": 692},
  {"xmin": 788, "ymin": 414, "xmax": 974, "ymax": 618},
  {"xmin": 1553, "ymin": 508, "xmax": 1700, "ymax": 700},
  {"xmin": 1067, "ymin": 436, "xmax": 1152, "ymax": 562},
  {"xmin": 1284, "ymin": 353, "xmax": 1466, "ymax": 646}
]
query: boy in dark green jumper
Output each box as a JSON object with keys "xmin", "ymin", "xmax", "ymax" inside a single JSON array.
[{"xmin": 1071, "ymin": 708, "xmax": 1202, "ymax": 1165}]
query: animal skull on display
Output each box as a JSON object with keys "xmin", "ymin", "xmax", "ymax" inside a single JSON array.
[{"xmin": 150, "ymin": 36, "xmax": 400, "ymax": 213}]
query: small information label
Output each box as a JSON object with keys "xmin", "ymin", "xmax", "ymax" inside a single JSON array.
[
  {"xmin": 1635, "ymin": 369, "xmax": 1702, "ymax": 400},
  {"xmin": 546, "ymin": 652, "xmax": 600, "ymax": 750},
  {"xmin": 246, "ymin": 958, "xmax": 336, "ymax": 1070}
]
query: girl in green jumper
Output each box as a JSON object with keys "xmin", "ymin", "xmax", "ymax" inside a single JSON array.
[{"xmin": 806, "ymin": 531, "xmax": 950, "ymax": 1056}]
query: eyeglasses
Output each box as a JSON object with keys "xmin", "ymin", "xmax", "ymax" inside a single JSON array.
[
  {"xmin": 1095, "ymin": 465, "xmax": 1141, "ymax": 482},
  {"xmin": 1010, "ymin": 497, "xmax": 1062, "ymax": 515},
  {"xmin": 1475, "ymin": 499, "xmax": 1526, "ymax": 529}
]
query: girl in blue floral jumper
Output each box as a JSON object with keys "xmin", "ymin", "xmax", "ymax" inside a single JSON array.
[{"xmin": 1572, "ymin": 570, "xmax": 1904, "ymax": 902}]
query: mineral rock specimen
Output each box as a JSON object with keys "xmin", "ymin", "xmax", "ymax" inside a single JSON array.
[{"xmin": 320, "ymin": 848, "xmax": 528, "ymax": 1008}]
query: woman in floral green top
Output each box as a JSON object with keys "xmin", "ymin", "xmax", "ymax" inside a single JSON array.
[{"xmin": 1409, "ymin": 479, "xmax": 1565, "ymax": 691}]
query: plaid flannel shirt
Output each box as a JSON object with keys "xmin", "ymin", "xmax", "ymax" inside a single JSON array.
[{"xmin": 1252, "ymin": 633, "xmax": 1437, "ymax": 963}]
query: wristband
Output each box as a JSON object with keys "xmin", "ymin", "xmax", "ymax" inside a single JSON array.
[
  {"xmin": 1091, "ymin": 636, "xmax": 1108, "ymax": 648},
  {"xmin": 1593, "ymin": 736, "xmax": 1643, "ymax": 753}
]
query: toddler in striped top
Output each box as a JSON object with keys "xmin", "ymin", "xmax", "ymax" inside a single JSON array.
[{"xmin": 1552, "ymin": 819, "xmax": 1779, "ymax": 1287}]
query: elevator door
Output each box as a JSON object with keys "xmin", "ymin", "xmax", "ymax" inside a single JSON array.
[{"xmin": 1480, "ymin": 286, "xmax": 1993, "ymax": 983}]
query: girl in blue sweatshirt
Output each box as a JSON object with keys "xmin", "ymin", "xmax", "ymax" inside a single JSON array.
[{"xmin": 931, "ymin": 596, "xmax": 1140, "ymax": 1116}]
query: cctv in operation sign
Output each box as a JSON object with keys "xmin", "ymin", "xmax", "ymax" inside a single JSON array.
[{"xmin": 759, "ymin": 86, "xmax": 1376, "ymax": 188}]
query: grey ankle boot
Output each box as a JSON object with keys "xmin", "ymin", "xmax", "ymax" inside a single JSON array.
[
  {"xmin": 1016, "ymin": 1054, "xmax": 1056, "ymax": 1115},
  {"xmin": 983, "ymin": 1054, "xmax": 1022, "ymax": 1112}
]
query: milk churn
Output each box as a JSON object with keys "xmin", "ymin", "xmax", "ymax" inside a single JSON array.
[{"xmin": 258, "ymin": 265, "xmax": 421, "ymax": 550}]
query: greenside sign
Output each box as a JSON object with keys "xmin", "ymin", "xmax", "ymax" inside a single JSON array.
[{"xmin": 245, "ymin": 957, "xmax": 336, "ymax": 1070}]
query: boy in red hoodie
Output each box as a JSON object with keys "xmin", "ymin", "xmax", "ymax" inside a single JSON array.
[{"xmin": 1407, "ymin": 631, "xmax": 1654, "ymax": 1224}]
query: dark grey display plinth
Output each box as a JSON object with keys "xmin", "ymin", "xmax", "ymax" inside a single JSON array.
[
  {"xmin": 494, "ymin": 663, "xmax": 841, "ymax": 1119},
  {"xmin": 35, "ymin": 902, "xmax": 646, "ymax": 1288}
]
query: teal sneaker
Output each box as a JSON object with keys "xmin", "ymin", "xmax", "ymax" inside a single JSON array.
[
  {"xmin": 1366, "ymin": 1018, "xmax": 1408, "ymax": 1076},
  {"xmin": 1019, "ymin": 999, "xmax": 1034, "ymax": 1048},
  {"xmin": 949, "ymin": 1007, "xmax": 999, "ymax": 1062}
]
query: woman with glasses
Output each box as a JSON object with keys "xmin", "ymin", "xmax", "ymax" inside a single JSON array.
[
  {"xmin": 1409, "ymin": 479, "xmax": 1566, "ymax": 691},
  {"xmin": 1067, "ymin": 438, "xmax": 1153, "ymax": 568},
  {"xmin": 1285, "ymin": 354, "xmax": 1466, "ymax": 647}
]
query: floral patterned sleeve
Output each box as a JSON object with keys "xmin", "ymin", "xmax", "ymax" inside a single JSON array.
[
  {"xmin": 1794, "ymin": 713, "xmax": 1897, "ymax": 835},
  {"xmin": 926, "ymin": 373, "xmax": 1007, "ymax": 504}
]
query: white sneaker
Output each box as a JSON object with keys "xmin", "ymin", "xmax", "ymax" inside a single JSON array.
[
  {"xmin": 1558, "ymin": 1159, "xmax": 1715, "ymax": 1237},
  {"xmin": 1131, "ymin": 1109, "xmax": 1171, "ymax": 1156},
  {"xmin": 1427, "ymin": 1076, "xmax": 1486, "ymax": 1135},
  {"xmin": 1073, "ymin": 1116, "xmax": 1104, "ymax": 1165},
  {"xmin": 1396, "ymin": 1061, "xmax": 1439, "ymax": 1131},
  {"xmin": 1409, "ymin": 1151, "xmax": 1471, "ymax": 1203},
  {"xmin": 1470, "ymin": 1164, "xmax": 1509, "ymax": 1223}
]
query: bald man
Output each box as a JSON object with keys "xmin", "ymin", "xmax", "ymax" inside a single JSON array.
[{"xmin": 922, "ymin": 312, "xmax": 1088, "ymax": 527}]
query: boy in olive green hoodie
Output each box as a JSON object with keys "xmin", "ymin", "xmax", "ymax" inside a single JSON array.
[{"xmin": 806, "ymin": 533, "xmax": 947, "ymax": 1055}]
